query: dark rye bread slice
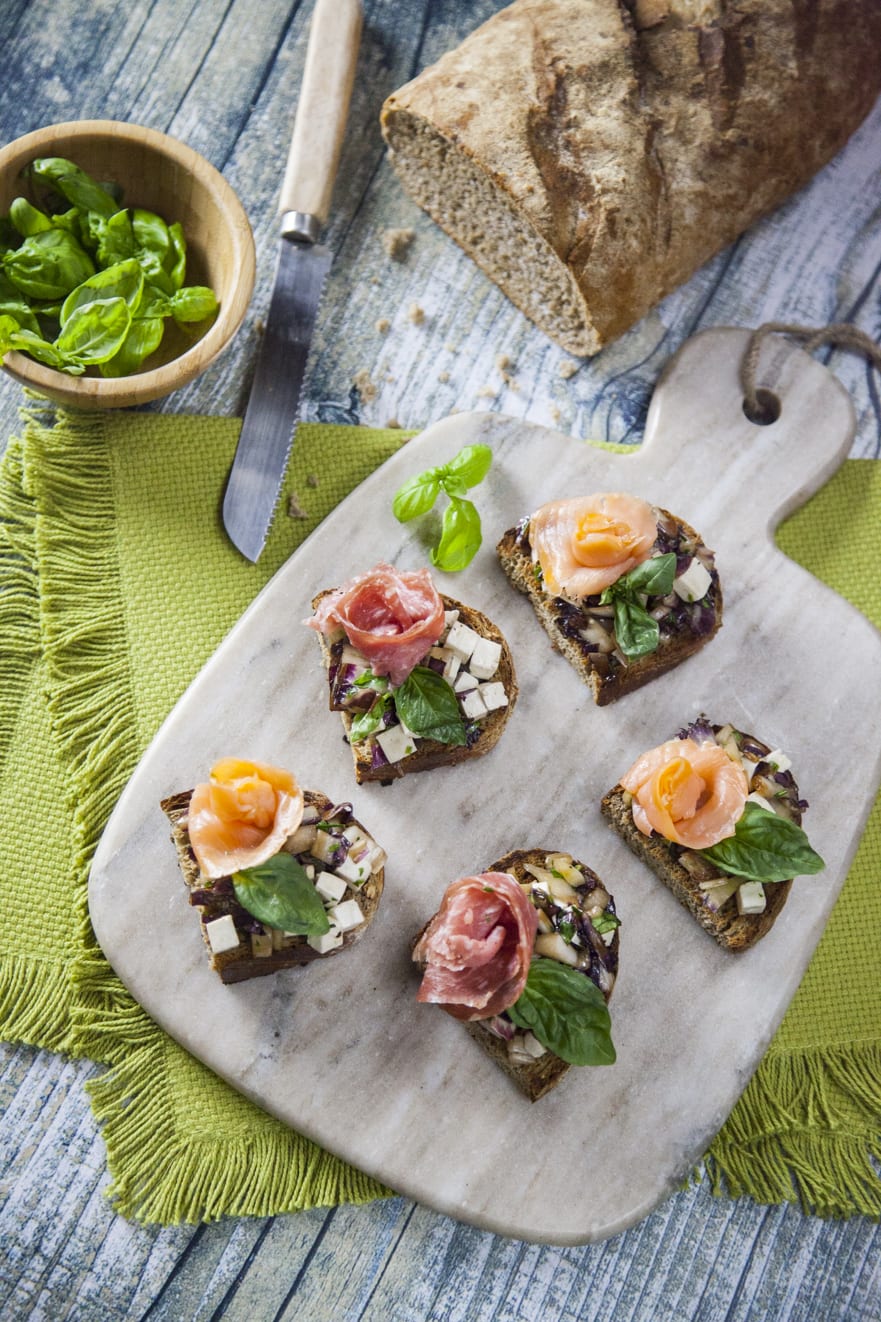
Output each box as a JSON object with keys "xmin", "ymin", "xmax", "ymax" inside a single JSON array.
[
  {"xmin": 414, "ymin": 847, "xmax": 619, "ymax": 1102},
  {"xmin": 161, "ymin": 788, "xmax": 385, "ymax": 984},
  {"xmin": 497, "ymin": 507, "xmax": 721, "ymax": 705},
  {"xmin": 311, "ymin": 591, "xmax": 518, "ymax": 784},
  {"xmin": 600, "ymin": 725, "xmax": 802, "ymax": 951}
]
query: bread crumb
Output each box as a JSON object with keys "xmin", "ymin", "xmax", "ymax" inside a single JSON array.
[
  {"xmin": 352, "ymin": 368, "xmax": 378, "ymax": 403},
  {"xmin": 306, "ymin": 474, "xmax": 319, "ymax": 489},
  {"xmin": 438, "ymin": 370, "xmax": 450, "ymax": 383},
  {"xmin": 385, "ymin": 418, "xmax": 402, "ymax": 429},
  {"xmin": 287, "ymin": 492, "xmax": 309, "ymax": 519},
  {"xmin": 558, "ymin": 359, "xmax": 579, "ymax": 380},
  {"xmin": 375, "ymin": 317, "xmax": 391, "ymax": 334},
  {"xmin": 495, "ymin": 353, "xmax": 516, "ymax": 385},
  {"xmin": 408, "ymin": 303, "xmax": 425, "ymax": 325},
  {"xmin": 550, "ymin": 405, "xmax": 562, "ymax": 424},
  {"xmin": 477, "ymin": 385, "xmax": 496, "ymax": 398},
  {"xmin": 381, "ymin": 227, "xmax": 415, "ymax": 260},
  {"xmin": 444, "ymin": 342, "xmax": 458, "ymax": 354}
]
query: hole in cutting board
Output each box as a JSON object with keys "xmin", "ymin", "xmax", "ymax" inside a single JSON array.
[{"xmin": 742, "ymin": 388, "xmax": 781, "ymax": 426}]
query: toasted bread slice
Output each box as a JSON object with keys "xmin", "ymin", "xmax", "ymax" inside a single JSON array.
[
  {"xmin": 312, "ymin": 591, "xmax": 518, "ymax": 784},
  {"xmin": 161, "ymin": 788, "xmax": 385, "ymax": 984},
  {"xmin": 497, "ymin": 507, "xmax": 721, "ymax": 705},
  {"xmin": 601, "ymin": 720, "xmax": 802, "ymax": 951},
  {"xmin": 414, "ymin": 848, "xmax": 619, "ymax": 1102}
]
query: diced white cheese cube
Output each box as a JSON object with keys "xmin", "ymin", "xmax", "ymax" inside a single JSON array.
[
  {"xmin": 468, "ymin": 636, "xmax": 502, "ymax": 679},
  {"xmin": 328, "ymin": 898, "xmax": 364, "ymax": 932},
  {"xmin": 315, "ymin": 871, "xmax": 347, "ymax": 903},
  {"xmin": 478, "ymin": 681, "xmax": 509, "ymax": 712},
  {"xmin": 444, "ymin": 620, "xmax": 481, "ymax": 661},
  {"xmin": 741, "ymin": 756, "xmax": 762, "ymax": 786},
  {"xmin": 428, "ymin": 646, "xmax": 461, "ymax": 683},
  {"xmin": 522, "ymin": 1031, "xmax": 547, "ymax": 1059},
  {"xmin": 310, "ymin": 829, "xmax": 341, "ymax": 864},
  {"xmin": 305, "ymin": 863, "xmax": 315, "ymax": 880},
  {"xmin": 365, "ymin": 842, "xmax": 386, "ymax": 873},
  {"xmin": 765, "ymin": 748, "xmax": 792, "ymax": 773},
  {"xmin": 307, "ymin": 925, "xmax": 344, "ymax": 954},
  {"xmin": 460, "ymin": 687, "xmax": 487, "ymax": 720},
  {"xmin": 736, "ymin": 881, "xmax": 767, "ymax": 915},
  {"xmin": 376, "ymin": 722, "xmax": 417, "ymax": 763},
  {"xmin": 673, "ymin": 558, "xmax": 712, "ymax": 603},
  {"xmin": 204, "ymin": 914, "xmax": 240, "ymax": 954},
  {"xmin": 340, "ymin": 644, "xmax": 369, "ymax": 669},
  {"xmin": 746, "ymin": 792, "xmax": 776, "ymax": 813},
  {"xmin": 250, "ymin": 931, "xmax": 272, "ymax": 958},
  {"xmin": 442, "ymin": 609, "xmax": 460, "ymax": 632},
  {"xmin": 454, "ymin": 670, "xmax": 479, "ymax": 693},
  {"xmin": 334, "ymin": 851, "xmax": 371, "ymax": 887}
]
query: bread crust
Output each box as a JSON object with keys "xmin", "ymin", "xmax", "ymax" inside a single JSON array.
[
  {"xmin": 497, "ymin": 508, "xmax": 721, "ymax": 704},
  {"xmin": 311, "ymin": 592, "xmax": 518, "ymax": 784},
  {"xmin": 414, "ymin": 847, "xmax": 619, "ymax": 1102},
  {"xmin": 161, "ymin": 788, "xmax": 384, "ymax": 984},
  {"xmin": 381, "ymin": 0, "xmax": 881, "ymax": 354}
]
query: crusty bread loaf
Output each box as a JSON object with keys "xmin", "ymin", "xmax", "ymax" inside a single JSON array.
[
  {"xmin": 381, "ymin": 0, "xmax": 881, "ymax": 354},
  {"xmin": 162, "ymin": 788, "xmax": 384, "ymax": 984},
  {"xmin": 497, "ymin": 508, "xmax": 721, "ymax": 704},
  {"xmin": 311, "ymin": 592, "xmax": 518, "ymax": 784},
  {"xmin": 601, "ymin": 722, "xmax": 802, "ymax": 950},
  {"xmin": 414, "ymin": 847, "xmax": 620, "ymax": 1102}
]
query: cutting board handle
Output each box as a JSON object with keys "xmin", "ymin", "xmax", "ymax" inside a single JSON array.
[{"xmin": 278, "ymin": 0, "xmax": 362, "ymax": 226}]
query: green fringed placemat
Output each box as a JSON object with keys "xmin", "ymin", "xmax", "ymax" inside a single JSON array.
[{"xmin": 0, "ymin": 401, "xmax": 879, "ymax": 1223}]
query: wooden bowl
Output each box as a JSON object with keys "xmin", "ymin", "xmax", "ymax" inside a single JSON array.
[{"xmin": 0, "ymin": 120, "xmax": 255, "ymax": 408}]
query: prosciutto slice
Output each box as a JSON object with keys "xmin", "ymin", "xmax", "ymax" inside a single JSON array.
[
  {"xmin": 414, "ymin": 872, "xmax": 538, "ymax": 1021},
  {"xmin": 307, "ymin": 562, "xmax": 445, "ymax": 686}
]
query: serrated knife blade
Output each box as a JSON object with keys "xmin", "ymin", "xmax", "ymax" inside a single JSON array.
[{"xmin": 222, "ymin": 0, "xmax": 362, "ymax": 562}]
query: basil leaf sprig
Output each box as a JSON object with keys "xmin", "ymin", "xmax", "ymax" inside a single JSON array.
[
  {"xmin": 232, "ymin": 853, "xmax": 330, "ymax": 937},
  {"xmin": 599, "ymin": 552, "xmax": 676, "ymax": 659},
  {"xmin": 0, "ymin": 156, "xmax": 219, "ymax": 377},
  {"xmin": 697, "ymin": 801, "xmax": 825, "ymax": 883},
  {"xmin": 393, "ymin": 665, "xmax": 467, "ymax": 745},
  {"xmin": 508, "ymin": 957, "xmax": 616, "ymax": 1066},
  {"xmin": 392, "ymin": 444, "xmax": 492, "ymax": 572}
]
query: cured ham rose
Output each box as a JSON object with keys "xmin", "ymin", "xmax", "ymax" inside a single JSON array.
[
  {"xmin": 414, "ymin": 871, "xmax": 539, "ymax": 1021},
  {"xmin": 187, "ymin": 758, "xmax": 304, "ymax": 879},
  {"xmin": 307, "ymin": 562, "xmax": 445, "ymax": 686},
  {"xmin": 530, "ymin": 492, "xmax": 657, "ymax": 600},
  {"xmin": 620, "ymin": 737, "xmax": 749, "ymax": 849}
]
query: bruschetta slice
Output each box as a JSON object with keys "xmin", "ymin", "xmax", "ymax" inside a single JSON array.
[
  {"xmin": 497, "ymin": 492, "xmax": 721, "ymax": 704},
  {"xmin": 601, "ymin": 718, "xmax": 823, "ymax": 950},
  {"xmin": 306, "ymin": 563, "xmax": 517, "ymax": 783},
  {"xmin": 162, "ymin": 758, "xmax": 385, "ymax": 983},
  {"xmin": 413, "ymin": 849, "xmax": 619, "ymax": 1101}
]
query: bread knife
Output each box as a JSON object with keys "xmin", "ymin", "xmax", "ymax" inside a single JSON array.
[{"xmin": 222, "ymin": 0, "xmax": 362, "ymax": 562}]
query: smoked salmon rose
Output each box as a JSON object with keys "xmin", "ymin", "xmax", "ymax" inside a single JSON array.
[
  {"xmin": 306, "ymin": 562, "xmax": 445, "ymax": 686},
  {"xmin": 620, "ymin": 738, "xmax": 749, "ymax": 849},
  {"xmin": 529, "ymin": 492, "xmax": 657, "ymax": 600},
  {"xmin": 413, "ymin": 872, "xmax": 539, "ymax": 1021},
  {"xmin": 187, "ymin": 758, "xmax": 304, "ymax": 879}
]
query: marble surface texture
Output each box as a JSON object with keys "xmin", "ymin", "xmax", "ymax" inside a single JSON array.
[{"xmin": 88, "ymin": 328, "xmax": 881, "ymax": 1244}]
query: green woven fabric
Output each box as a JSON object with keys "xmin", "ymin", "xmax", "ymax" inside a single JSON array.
[{"xmin": 0, "ymin": 402, "xmax": 879, "ymax": 1223}]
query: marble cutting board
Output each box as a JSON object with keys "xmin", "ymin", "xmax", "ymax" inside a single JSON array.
[{"xmin": 89, "ymin": 328, "xmax": 881, "ymax": 1243}]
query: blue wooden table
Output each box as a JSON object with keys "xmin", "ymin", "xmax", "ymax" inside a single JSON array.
[{"xmin": 1, "ymin": 3, "xmax": 880, "ymax": 1318}]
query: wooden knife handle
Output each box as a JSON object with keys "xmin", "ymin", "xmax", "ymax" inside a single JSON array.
[{"xmin": 278, "ymin": 0, "xmax": 362, "ymax": 226}]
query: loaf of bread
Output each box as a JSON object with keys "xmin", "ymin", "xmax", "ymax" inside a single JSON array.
[{"xmin": 381, "ymin": 0, "xmax": 881, "ymax": 354}]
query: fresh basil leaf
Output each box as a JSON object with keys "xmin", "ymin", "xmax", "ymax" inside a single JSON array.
[
  {"xmin": 60, "ymin": 257, "xmax": 144, "ymax": 325},
  {"xmin": 0, "ymin": 273, "xmax": 41, "ymax": 335},
  {"xmin": 619, "ymin": 552, "xmax": 676, "ymax": 597},
  {"xmin": 349, "ymin": 692, "xmax": 392, "ymax": 743},
  {"xmin": 612, "ymin": 596, "xmax": 660, "ymax": 659},
  {"xmin": 393, "ymin": 665, "xmax": 467, "ymax": 745},
  {"xmin": 27, "ymin": 157, "xmax": 119, "ymax": 218},
  {"xmin": 55, "ymin": 297, "xmax": 132, "ymax": 365},
  {"xmin": 0, "ymin": 218, "xmax": 19, "ymax": 254},
  {"xmin": 591, "ymin": 910, "xmax": 621, "ymax": 936},
  {"xmin": 0, "ymin": 320, "xmax": 69, "ymax": 370},
  {"xmin": 97, "ymin": 209, "xmax": 136, "ymax": 266},
  {"xmin": 439, "ymin": 472, "xmax": 467, "ymax": 498},
  {"xmin": 232, "ymin": 853, "xmax": 330, "ymax": 937},
  {"xmin": 430, "ymin": 495, "xmax": 482, "ymax": 572},
  {"xmin": 132, "ymin": 208, "xmax": 171, "ymax": 259},
  {"xmin": 2, "ymin": 229, "xmax": 95, "ymax": 300},
  {"xmin": 392, "ymin": 470, "xmax": 441, "ymax": 522},
  {"xmin": 442, "ymin": 442, "xmax": 492, "ymax": 489},
  {"xmin": 99, "ymin": 315, "xmax": 165, "ymax": 376},
  {"xmin": 166, "ymin": 222, "xmax": 187, "ymax": 289},
  {"xmin": 170, "ymin": 285, "xmax": 219, "ymax": 323},
  {"xmin": 9, "ymin": 198, "xmax": 52, "ymax": 237},
  {"xmin": 698, "ymin": 801, "xmax": 825, "ymax": 883},
  {"xmin": 508, "ymin": 957, "xmax": 616, "ymax": 1066}
]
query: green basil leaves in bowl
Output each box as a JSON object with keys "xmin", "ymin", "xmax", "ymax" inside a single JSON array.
[{"xmin": 0, "ymin": 120, "xmax": 255, "ymax": 408}]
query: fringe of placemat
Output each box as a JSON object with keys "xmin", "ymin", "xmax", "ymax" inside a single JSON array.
[
  {"xmin": 705, "ymin": 1043, "xmax": 881, "ymax": 1216},
  {"xmin": 18, "ymin": 402, "xmax": 144, "ymax": 1053},
  {"xmin": 86, "ymin": 1038, "xmax": 390, "ymax": 1223}
]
